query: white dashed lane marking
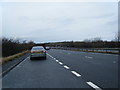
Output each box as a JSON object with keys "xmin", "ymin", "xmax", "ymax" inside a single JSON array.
[
  {"xmin": 59, "ymin": 62, "xmax": 63, "ymax": 65},
  {"xmin": 71, "ymin": 71, "xmax": 81, "ymax": 77},
  {"xmin": 63, "ymin": 65, "xmax": 69, "ymax": 69},
  {"xmin": 56, "ymin": 60, "xmax": 59, "ymax": 62},
  {"xmin": 47, "ymin": 53, "xmax": 53, "ymax": 58},
  {"xmin": 85, "ymin": 56, "xmax": 93, "ymax": 59},
  {"xmin": 87, "ymin": 82, "xmax": 102, "ymax": 90},
  {"xmin": 47, "ymin": 53, "xmax": 103, "ymax": 90}
]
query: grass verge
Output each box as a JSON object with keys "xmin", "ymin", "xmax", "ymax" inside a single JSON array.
[
  {"xmin": 58, "ymin": 48, "xmax": 119, "ymax": 54},
  {"xmin": 0, "ymin": 50, "xmax": 29, "ymax": 65}
]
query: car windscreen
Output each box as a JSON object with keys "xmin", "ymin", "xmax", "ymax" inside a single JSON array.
[{"xmin": 32, "ymin": 47, "xmax": 44, "ymax": 51}]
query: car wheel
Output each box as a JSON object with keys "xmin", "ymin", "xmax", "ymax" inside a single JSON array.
[
  {"xmin": 30, "ymin": 57, "xmax": 33, "ymax": 60},
  {"xmin": 44, "ymin": 56, "xmax": 47, "ymax": 59}
]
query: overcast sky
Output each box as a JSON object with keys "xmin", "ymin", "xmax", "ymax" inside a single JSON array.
[{"xmin": 1, "ymin": 2, "xmax": 118, "ymax": 43}]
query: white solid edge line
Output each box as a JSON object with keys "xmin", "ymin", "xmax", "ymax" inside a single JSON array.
[
  {"xmin": 71, "ymin": 71, "xmax": 81, "ymax": 77},
  {"xmin": 0, "ymin": 56, "xmax": 29, "ymax": 76},
  {"xmin": 59, "ymin": 62, "xmax": 63, "ymax": 65},
  {"xmin": 14, "ymin": 56, "xmax": 29, "ymax": 67},
  {"xmin": 16, "ymin": 56, "xmax": 29, "ymax": 67},
  {"xmin": 87, "ymin": 82, "xmax": 102, "ymax": 90},
  {"xmin": 63, "ymin": 65, "xmax": 69, "ymax": 69}
]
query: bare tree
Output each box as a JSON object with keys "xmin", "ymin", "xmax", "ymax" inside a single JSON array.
[
  {"xmin": 92, "ymin": 37, "xmax": 103, "ymax": 42},
  {"xmin": 118, "ymin": 31, "xmax": 120, "ymax": 42},
  {"xmin": 114, "ymin": 32, "xmax": 120, "ymax": 42},
  {"xmin": 114, "ymin": 31, "xmax": 120, "ymax": 53},
  {"xmin": 83, "ymin": 39, "xmax": 91, "ymax": 42}
]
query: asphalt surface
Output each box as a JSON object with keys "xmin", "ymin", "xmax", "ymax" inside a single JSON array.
[
  {"xmin": 2, "ymin": 53, "xmax": 29, "ymax": 76},
  {"xmin": 2, "ymin": 49, "xmax": 118, "ymax": 89}
]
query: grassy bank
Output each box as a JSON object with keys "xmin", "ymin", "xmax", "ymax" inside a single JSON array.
[
  {"xmin": 77, "ymin": 49, "xmax": 119, "ymax": 54},
  {"xmin": 1, "ymin": 50, "xmax": 29, "ymax": 65},
  {"xmin": 56, "ymin": 48, "xmax": 119, "ymax": 54}
]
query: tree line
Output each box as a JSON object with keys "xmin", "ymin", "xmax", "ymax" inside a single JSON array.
[
  {"xmin": 2, "ymin": 36, "xmax": 120, "ymax": 57},
  {"xmin": 47, "ymin": 37, "xmax": 119, "ymax": 48},
  {"xmin": 2, "ymin": 37, "xmax": 35, "ymax": 57}
]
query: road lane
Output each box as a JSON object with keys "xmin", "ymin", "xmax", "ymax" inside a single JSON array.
[
  {"xmin": 2, "ymin": 53, "xmax": 30, "ymax": 76},
  {"xmin": 47, "ymin": 49, "xmax": 118, "ymax": 88},
  {"xmin": 2, "ymin": 55, "xmax": 91, "ymax": 88}
]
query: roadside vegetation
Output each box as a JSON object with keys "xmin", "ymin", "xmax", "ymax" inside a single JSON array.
[
  {"xmin": 47, "ymin": 37, "xmax": 119, "ymax": 48},
  {"xmin": 1, "ymin": 50, "xmax": 29, "ymax": 65},
  {"xmin": 46, "ymin": 37, "xmax": 120, "ymax": 54},
  {"xmin": 2, "ymin": 37, "xmax": 35, "ymax": 57},
  {"xmin": 1, "ymin": 37, "xmax": 35, "ymax": 64},
  {"xmin": 2, "ymin": 33, "xmax": 120, "ymax": 64}
]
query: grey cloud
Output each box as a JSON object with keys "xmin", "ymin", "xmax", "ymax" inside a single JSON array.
[
  {"xmin": 88, "ymin": 13, "xmax": 116, "ymax": 19},
  {"xmin": 2, "ymin": 2, "xmax": 117, "ymax": 42}
]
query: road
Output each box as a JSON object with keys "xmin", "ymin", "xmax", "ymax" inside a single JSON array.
[{"xmin": 2, "ymin": 49, "xmax": 118, "ymax": 89}]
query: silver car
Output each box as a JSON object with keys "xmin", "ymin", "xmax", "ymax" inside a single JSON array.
[
  {"xmin": 45, "ymin": 47, "xmax": 50, "ymax": 50},
  {"xmin": 30, "ymin": 46, "xmax": 46, "ymax": 60}
]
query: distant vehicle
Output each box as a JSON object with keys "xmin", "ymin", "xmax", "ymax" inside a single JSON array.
[
  {"xmin": 30, "ymin": 46, "xmax": 46, "ymax": 60},
  {"xmin": 45, "ymin": 47, "xmax": 51, "ymax": 50}
]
